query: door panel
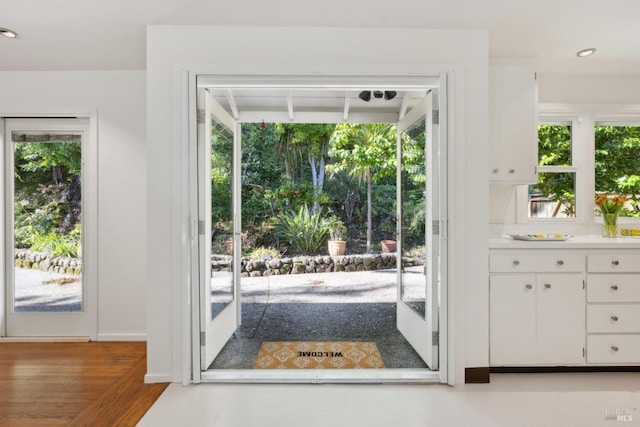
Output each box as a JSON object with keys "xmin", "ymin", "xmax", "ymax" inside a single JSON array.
[
  {"xmin": 396, "ymin": 92, "xmax": 440, "ymax": 369},
  {"xmin": 199, "ymin": 89, "xmax": 241, "ymax": 370}
]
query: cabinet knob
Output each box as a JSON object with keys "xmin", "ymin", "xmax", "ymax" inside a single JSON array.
[
  {"xmin": 611, "ymin": 315, "xmax": 619, "ymax": 322},
  {"xmin": 525, "ymin": 284, "xmax": 532, "ymax": 290},
  {"xmin": 508, "ymin": 169, "xmax": 515, "ymax": 174},
  {"xmin": 513, "ymin": 260, "xmax": 520, "ymax": 266},
  {"xmin": 493, "ymin": 168, "xmax": 499, "ymax": 173},
  {"xmin": 544, "ymin": 283, "xmax": 551, "ymax": 289},
  {"xmin": 612, "ymin": 260, "xmax": 620, "ymax": 266},
  {"xmin": 611, "ymin": 285, "xmax": 619, "ymax": 291},
  {"xmin": 557, "ymin": 260, "xmax": 564, "ymax": 266},
  {"xmin": 611, "ymin": 346, "xmax": 619, "ymax": 352}
]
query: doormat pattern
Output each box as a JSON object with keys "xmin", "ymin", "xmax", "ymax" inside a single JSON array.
[{"xmin": 253, "ymin": 341, "xmax": 385, "ymax": 369}]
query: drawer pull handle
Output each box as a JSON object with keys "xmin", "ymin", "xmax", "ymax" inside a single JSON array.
[
  {"xmin": 513, "ymin": 260, "xmax": 520, "ymax": 266},
  {"xmin": 544, "ymin": 283, "xmax": 551, "ymax": 289},
  {"xmin": 557, "ymin": 260, "xmax": 564, "ymax": 265},
  {"xmin": 493, "ymin": 168, "xmax": 499, "ymax": 173},
  {"xmin": 508, "ymin": 169, "xmax": 515, "ymax": 174},
  {"xmin": 611, "ymin": 346, "xmax": 619, "ymax": 352},
  {"xmin": 612, "ymin": 260, "xmax": 620, "ymax": 266},
  {"xmin": 611, "ymin": 316, "xmax": 619, "ymax": 322},
  {"xmin": 525, "ymin": 284, "xmax": 532, "ymax": 290},
  {"xmin": 611, "ymin": 285, "xmax": 619, "ymax": 291}
]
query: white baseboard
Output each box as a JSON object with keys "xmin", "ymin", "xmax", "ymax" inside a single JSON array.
[
  {"xmin": 96, "ymin": 333, "xmax": 147, "ymax": 341},
  {"xmin": 145, "ymin": 373, "xmax": 173, "ymax": 383}
]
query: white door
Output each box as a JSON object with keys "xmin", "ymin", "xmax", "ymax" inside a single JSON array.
[
  {"xmin": 396, "ymin": 92, "xmax": 441, "ymax": 369},
  {"xmin": 2, "ymin": 118, "xmax": 96, "ymax": 338},
  {"xmin": 199, "ymin": 89, "xmax": 241, "ymax": 370}
]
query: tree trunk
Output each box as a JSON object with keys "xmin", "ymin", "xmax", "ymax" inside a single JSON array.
[
  {"xmin": 309, "ymin": 154, "xmax": 325, "ymax": 214},
  {"xmin": 366, "ymin": 169, "xmax": 372, "ymax": 253}
]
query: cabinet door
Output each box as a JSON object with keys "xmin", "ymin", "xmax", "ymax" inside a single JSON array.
[
  {"xmin": 490, "ymin": 274, "xmax": 536, "ymax": 365},
  {"xmin": 489, "ymin": 63, "xmax": 538, "ymax": 184},
  {"xmin": 536, "ymin": 274, "xmax": 585, "ymax": 364}
]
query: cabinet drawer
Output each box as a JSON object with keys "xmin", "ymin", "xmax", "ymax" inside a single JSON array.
[
  {"xmin": 490, "ymin": 253, "xmax": 583, "ymax": 273},
  {"xmin": 587, "ymin": 274, "xmax": 640, "ymax": 303},
  {"xmin": 587, "ymin": 335, "xmax": 640, "ymax": 364},
  {"xmin": 587, "ymin": 254, "xmax": 640, "ymax": 273},
  {"xmin": 587, "ymin": 305, "xmax": 640, "ymax": 333}
]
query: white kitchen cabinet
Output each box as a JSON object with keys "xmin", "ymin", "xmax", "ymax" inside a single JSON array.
[
  {"xmin": 490, "ymin": 271, "xmax": 584, "ymax": 366},
  {"xmin": 586, "ymin": 254, "xmax": 640, "ymax": 365},
  {"xmin": 489, "ymin": 62, "xmax": 538, "ymax": 184}
]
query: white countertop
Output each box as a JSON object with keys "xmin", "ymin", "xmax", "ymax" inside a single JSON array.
[{"xmin": 490, "ymin": 235, "xmax": 640, "ymax": 249}]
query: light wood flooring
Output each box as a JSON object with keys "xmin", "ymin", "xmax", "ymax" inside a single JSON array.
[{"xmin": 0, "ymin": 341, "xmax": 168, "ymax": 426}]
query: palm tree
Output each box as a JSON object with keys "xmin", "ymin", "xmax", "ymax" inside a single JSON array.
[{"xmin": 327, "ymin": 123, "xmax": 397, "ymax": 252}]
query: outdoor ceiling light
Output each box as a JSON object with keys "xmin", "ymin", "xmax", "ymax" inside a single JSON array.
[
  {"xmin": 576, "ymin": 48, "xmax": 596, "ymax": 58},
  {"xmin": 0, "ymin": 28, "xmax": 18, "ymax": 38},
  {"xmin": 358, "ymin": 90, "xmax": 398, "ymax": 102}
]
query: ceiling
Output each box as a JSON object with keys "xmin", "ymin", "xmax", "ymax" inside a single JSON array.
[{"xmin": 2, "ymin": 1, "xmax": 639, "ymax": 120}]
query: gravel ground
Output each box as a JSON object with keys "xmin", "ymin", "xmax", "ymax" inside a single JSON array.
[{"xmin": 13, "ymin": 268, "xmax": 82, "ymax": 312}]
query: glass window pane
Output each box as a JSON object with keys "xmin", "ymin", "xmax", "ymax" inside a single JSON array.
[
  {"xmin": 538, "ymin": 123, "xmax": 572, "ymax": 166},
  {"xmin": 528, "ymin": 172, "xmax": 576, "ymax": 218},
  {"xmin": 594, "ymin": 124, "xmax": 640, "ymax": 217},
  {"xmin": 12, "ymin": 133, "xmax": 83, "ymax": 312}
]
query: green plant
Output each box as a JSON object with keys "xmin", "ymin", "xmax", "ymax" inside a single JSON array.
[
  {"xmin": 276, "ymin": 205, "xmax": 329, "ymax": 255},
  {"xmin": 29, "ymin": 231, "xmax": 80, "ymax": 257},
  {"xmin": 327, "ymin": 215, "xmax": 347, "ymax": 241}
]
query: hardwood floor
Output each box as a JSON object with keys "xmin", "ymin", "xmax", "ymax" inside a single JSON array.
[{"xmin": 0, "ymin": 341, "xmax": 168, "ymax": 426}]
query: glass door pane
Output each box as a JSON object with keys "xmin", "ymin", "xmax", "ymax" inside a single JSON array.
[
  {"xmin": 400, "ymin": 119, "xmax": 426, "ymax": 317},
  {"xmin": 12, "ymin": 131, "xmax": 83, "ymax": 312},
  {"xmin": 209, "ymin": 117, "xmax": 235, "ymax": 320}
]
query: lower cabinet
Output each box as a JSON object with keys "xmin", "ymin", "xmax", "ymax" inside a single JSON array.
[{"xmin": 490, "ymin": 273, "xmax": 585, "ymax": 365}]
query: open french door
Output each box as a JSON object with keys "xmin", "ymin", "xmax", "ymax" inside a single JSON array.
[
  {"xmin": 396, "ymin": 91, "xmax": 441, "ymax": 369},
  {"xmin": 198, "ymin": 89, "xmax": 241, "ymax": 370}
]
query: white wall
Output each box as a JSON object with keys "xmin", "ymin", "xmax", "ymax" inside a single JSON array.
[
  {"xmin": 489, "ymin": 73, "xmax": 640, "ymax": 233},
  {"xmin": 0, "ymin": 71, "xmax": 147, "ymax": 340},
  {"xmin": 146, "ymin": 26, "xmax": 490, "ymax": 384}
]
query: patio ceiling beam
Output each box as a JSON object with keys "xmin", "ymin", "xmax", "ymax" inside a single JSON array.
[
  {"xmin": 399, "ymin": 92, "xmax": 410, "ymax": 120},
  {"xmin": 343, "ymin": 91, "xmax": 350, "ymax": 121},
  {"xmin": 225, "ymin": 89, "xmax": 239, "ymax": 120},
  {"xmin": 287, "ymin": 90, "xmax": 294, "ymax": 121}
]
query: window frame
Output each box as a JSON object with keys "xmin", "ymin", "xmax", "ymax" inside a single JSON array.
[{"xmin": 517, "ymin": 104, "xmax": 640, "ymax": 226}]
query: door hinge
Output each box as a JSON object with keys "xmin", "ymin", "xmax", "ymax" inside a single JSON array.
[
  {"xmin": 432, "ymin": 220, "xmax": 440, "ymax": 235},
  {"xmin": 432, "ymin": 110, "xmax": 439, "ymax": 125},
  {"xmin": 200, "ymin": 331, "xmax": 206, "ymax": 346},
  {"xmin": 197, "ymin": 108, "xmax": 205, "ymax": 124},
  {"xmin": 432, "ymin": 331, "xmax": 439, "ymax": 345},
  {"xmin": 198, "ymin": 220, "xmax": 205, "ymax": 236},
  {"xmin": 583, "ymin": 279, "xmax": 585, "ymax": 289},
  {"xmin": 582, "ymin": 347, "xmax": 585, "ymax": 358}
]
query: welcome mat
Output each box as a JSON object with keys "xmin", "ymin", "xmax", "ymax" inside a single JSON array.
[{"xmin": 253, "ymin": 341, "xmax": 385, "ymax": 369}]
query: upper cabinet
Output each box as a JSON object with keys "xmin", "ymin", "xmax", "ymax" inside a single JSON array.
[{"xmin": 489, "ymin": 61, "xmax": 538, "ymax": 184}]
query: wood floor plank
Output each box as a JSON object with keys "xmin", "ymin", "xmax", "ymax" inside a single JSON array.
[{"xmin": 0, "ymin": 341, "xmax": 168, "ymax": 427}]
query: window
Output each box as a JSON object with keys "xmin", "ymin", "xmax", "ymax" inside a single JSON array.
[
  {"xmin": 526, "ymin": 121, "xmax": 578, "ymax": 220},
  {"xmin": 594, "ymin": 123, "xmax": 640, "ymax": 217}
]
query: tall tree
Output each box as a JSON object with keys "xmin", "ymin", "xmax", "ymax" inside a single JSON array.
[
  {"xmin": 276, "ymin": 123, "xmax": 334, "ymax": 213},
  {"xmin": 327, "ymin": 123, "xmax": 397, "ymax": 252}
]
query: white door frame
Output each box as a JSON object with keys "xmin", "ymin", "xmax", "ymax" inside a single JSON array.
[
  {"xmin": 186, "ymin": 73, "xmax": 452, "ymax": 384},
  {"xmin": 1, "ymin": 115, "xmax": 98, "ymax": 339}
]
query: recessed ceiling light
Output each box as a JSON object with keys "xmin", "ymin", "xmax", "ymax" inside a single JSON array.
[
  {"xmin": 576, "ymin": 48, "xmax": 596, "ymax": 58},
  {"xmin": 0, "ymin": 28, "xmax": 18, "ymax": 38}
]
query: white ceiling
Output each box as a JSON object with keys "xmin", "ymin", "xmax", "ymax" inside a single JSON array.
[{"xmin": 2, "ymin": 0, "xmax": 640, "ymax": 76}]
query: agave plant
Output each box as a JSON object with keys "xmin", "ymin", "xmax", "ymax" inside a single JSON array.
[{"xmin": 277, "ymin": 205, "xmax": 329, "ymax": 255}]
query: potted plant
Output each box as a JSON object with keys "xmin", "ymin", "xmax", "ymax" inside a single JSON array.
[{"xmin": 327, "ymin": 216, "xmax": 347, "ymax": 256}]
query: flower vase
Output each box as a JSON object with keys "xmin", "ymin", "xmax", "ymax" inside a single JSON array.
[{"xmin": 602, "ymin": 213, "xmax": 618, "ymax": 238}]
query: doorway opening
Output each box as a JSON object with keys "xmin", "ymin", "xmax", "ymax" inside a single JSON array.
[{"xmin": 192, "ymin": 75, "xmax": 447, "ymax": 382}]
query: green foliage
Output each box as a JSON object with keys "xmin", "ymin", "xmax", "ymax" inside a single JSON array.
[
  {"xmin": 327, "ymin": 215, "xmax": 347, "ymax": 241},
  {"xmin": 247, "ymin": 246, "xmax": 281, "ymax": 260},
  {"xmin": 29, "ymin": 227, "xmax": 80, "ymax": 257},
  {"xmin": 276, "ymin": 205, "xmax": 329, "ymax": 255}
]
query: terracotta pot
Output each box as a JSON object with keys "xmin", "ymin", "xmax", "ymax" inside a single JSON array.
[
  {"xmin": 328, "ymin": 240, "xmax": 346, "ymax": 256},
  {"xmin": 381, "ymin": 240, "xmax": 396, "ymax": 253}
]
